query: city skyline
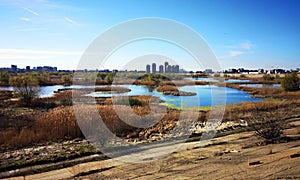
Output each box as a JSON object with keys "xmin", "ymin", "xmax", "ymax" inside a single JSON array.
[
  {"xmin": 0, "ymin": 0, "xmax": 300, "ymax": 70},
  {"xmin": 1, "ymin": 63, "xmax": 299, "ymax": 74},
  {"xmin": 146, "ymin": 62, "xmax": 180, "ymax": 73}
]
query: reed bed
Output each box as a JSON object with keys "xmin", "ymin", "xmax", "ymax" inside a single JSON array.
[{"xmin": 0, "ymin": 103, "xmax": 193, "ymax": 151}]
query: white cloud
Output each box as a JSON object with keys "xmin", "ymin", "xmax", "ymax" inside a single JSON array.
[
  {"xmin": 22, "ymin": 7, "xmax": 39, "ymax": 16},
  {"xmin": 240, "ymin": 42, "xmax": 253, "ymax": 50},
  {"xmin": 20, "ymin": 17, "xmax": 31, "ymax": 22},
  {"xmin": 229, "ymin": 51, "xmax": 244, "ymax": 57},
  {"xmin": 224, "ymin": 41, "xmax": 254, "ymax": 50},
  {"xmin": 64, "ymin": 17, "xmax": 81, "ymax": 26}
]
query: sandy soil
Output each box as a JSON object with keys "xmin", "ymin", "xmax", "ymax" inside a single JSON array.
[{"xmin": 5, "ymin": 118, "xmax": 300, "ymax": 180}]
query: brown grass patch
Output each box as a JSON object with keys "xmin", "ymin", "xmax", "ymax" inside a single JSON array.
[
  {"xmin": 223, "ymin": 100, "xmax": 300, "ymax": 123},
  {"xmin": 225, "ymin": 83, "xmax": 300, "ymax": 100}
]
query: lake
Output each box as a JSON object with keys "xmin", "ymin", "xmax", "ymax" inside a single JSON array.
[
  {"xmin": 1, "ymin": 84, "xmax": 261, "ymax": 108},
  {"xmin": 88, "ymin": 85, "xmax": 260, "ymax": 108}
]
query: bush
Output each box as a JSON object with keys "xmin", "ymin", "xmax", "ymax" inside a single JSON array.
[
  {"xmin": 113, "ymin": 97, "xmax": 143, "ymax": 106},
  {"xmin": 281, "ymin": 72, "xmax": 299, "ymax": 91},
  {"xmin": 248, "ymin": 110, "xmax": 287, "ymax": 143},
  {"xmin": 61, "ymin": 75, "xmax": 72, "ymax": 85},
  {"xmin": 263, "ymin": 74, "xmax": 275, "ymax": 81},
  {"xmin": 240, "ymin": 74, "xmax": 247, "ymax": 78},
  {"xmin": 0, "ymin": 71, "xmax": 10, "ymax": 85},
  {"xmin": 59, "ymin": 98, "xmax": 73, "ymax": 106},
  {"xmin": 105, "ymin": 72, "xmax": 115, "ymax": 84},
  {"xmin": 129, "ymin": 98, "xmax": 143, "ymax": 106}
]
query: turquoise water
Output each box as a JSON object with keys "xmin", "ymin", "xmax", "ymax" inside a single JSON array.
[{"xmin": 88, "ymin": 85, "xmax": 260, "ymax": 108}]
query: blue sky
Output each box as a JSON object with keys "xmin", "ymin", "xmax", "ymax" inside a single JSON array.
[{"xmin": 0, "ymin": 0, "xmax": 299, "ymax": 71}]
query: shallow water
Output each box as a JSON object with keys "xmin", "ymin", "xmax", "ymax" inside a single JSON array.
[{"xmin": 1, "ymin": 84, "xmax": 261, "ymax": 108}]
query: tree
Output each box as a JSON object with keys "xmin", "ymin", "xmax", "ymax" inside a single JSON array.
[
  {"xmin": 9, "ymin": 75, "xmax": 40, "ymax": 106},
  {"xmin": 281, "ymin": 72, "xmax": 300, "ymax": 91},
  {"xmin": 61, "ymin": 74, "xmax": 72, "ymax": 86},
  {"xmin": 105, "ymin": 72, "xmax": 115, "ymax": 84},
  {"xmin": 0, "ymin": 71, "xmax": 10, "ymax": 85}
]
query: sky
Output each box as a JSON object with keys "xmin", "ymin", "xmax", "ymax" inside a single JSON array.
[{"xmin": 0, "ymin": 0, "xmax": 299, "ymax": 71}]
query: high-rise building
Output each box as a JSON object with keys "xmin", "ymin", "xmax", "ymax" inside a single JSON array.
[
  {"xmin": 164, "ymin": 62, "xmax": 168, "ymax": 73},
  {"xmin": 159, "ymin": 65, "xmax": 164, "ymax": 73},
  {"xmin": 167, "ymin": 65, "xmax": 171, "ymax": 73},
  {"xmin": 146, "ymin": 64, "xmax": 151, "ymax": 73},
  {"xmin": 171, "ymin": 65, "xmax": 176, "ymax": 73},
  {"xmin": 175, "ymin": 65, "xmax": 179, "ymax": 73},
  {"xmin": 152, "ymin": 63, "xmax": 156, "ymax": 73}
]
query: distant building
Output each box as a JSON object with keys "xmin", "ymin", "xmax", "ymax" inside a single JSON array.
[
  {"xmin": 26, "ymin": 66, "xmax": 31, "ymax": 72},
  {"xmin": 159, "ymin": 65, "xmax": 164, "ymax": 73},
  {"xmin": 228, "ymin": 68, "xmax": 238, "ymax": 73},
  {"xmin": 174, "ymin": 65, "xmax": 179, "ymax": 73},
  {"xmin": 43, "ymin": 66, "xmax": 55, "ymax": 72},
  {"xmin": 164, "ymin": 62, "xmax": 169, "ymax": 73},
  {"xmin": 248, "ymin": 70, "xmax": 259, "ymax": 74},
  {"xmin": 205, "ymin": 69, "xmax": 213, "ymax": 74},
  {"xmin": 146, "ymin": 64, "xmax": 151, "ymax": 73},
  {"xmin": 152, "ymin": 63, "xmax": 156, "ymax": 73},
  {"xmin": 37, "ymin": 66, "xmax": 43, "ymax": 72},
  {"xmin": 167, "ymin": 65, "xmax": 171, "ymax": 73},
  {"xmin": 258, "ymin": 69, "xmax": 264, "ymax": 74},
  {"xmin": 11, "ymin": 65, "xmax": 17, "ymax": 72}
]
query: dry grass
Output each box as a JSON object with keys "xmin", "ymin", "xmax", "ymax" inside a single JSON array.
[
  {"xmin": 0, "ymin": 90, "xmax": 13, "ymax": 101},
  {"xmin": 194, "ymin": 81, "xmax": 209, "ymax": 85},
  {"xmin": 225, "ymin": 83, "xmax": 300, "ymax": 100},
  {"xmin": 0, "ymin": 101, "xmax": 194, "ymax": 151},
  {"xmin": 156, "ymin": 85, "xmax": 178, "ymax": 92},
  {"xmin": 223, "ymin": 100, "xmax": 300, "ymax": 123}
]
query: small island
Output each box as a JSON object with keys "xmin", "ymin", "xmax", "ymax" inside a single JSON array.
[{"xmin": 156, "ymin": 85, "xmax": 197, "ymax": 96}]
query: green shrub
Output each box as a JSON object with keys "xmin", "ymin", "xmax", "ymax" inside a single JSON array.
[
  {"xmin": 0, "ymin": 71, "xmax": 10, "ymax": 85},
  {"xmin": 240, "ymin": 74, "xmax": 247, "ymax": 78},
  {"xmin": 281, "ymin": 72, "xmax": 299, "ymax": 91},
  {"xmin": 213, "ymin": 73, "xmax": 220, "ymax": 77},
  {"xmin": 129, "ymin": 98, "xmax": 143, "ymax": 106}
]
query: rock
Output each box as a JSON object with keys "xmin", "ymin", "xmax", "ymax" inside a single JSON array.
[
  {"xmin": 249, "ymin": 161, "xmax": 262, "ymax": 166},
  {"xmin": 290, "ymin": 153, "xmax": 300, "ymax": 158},
  {"xmin": 3, "ymin": 153, "xmax": 11, "ymax": 159}
]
